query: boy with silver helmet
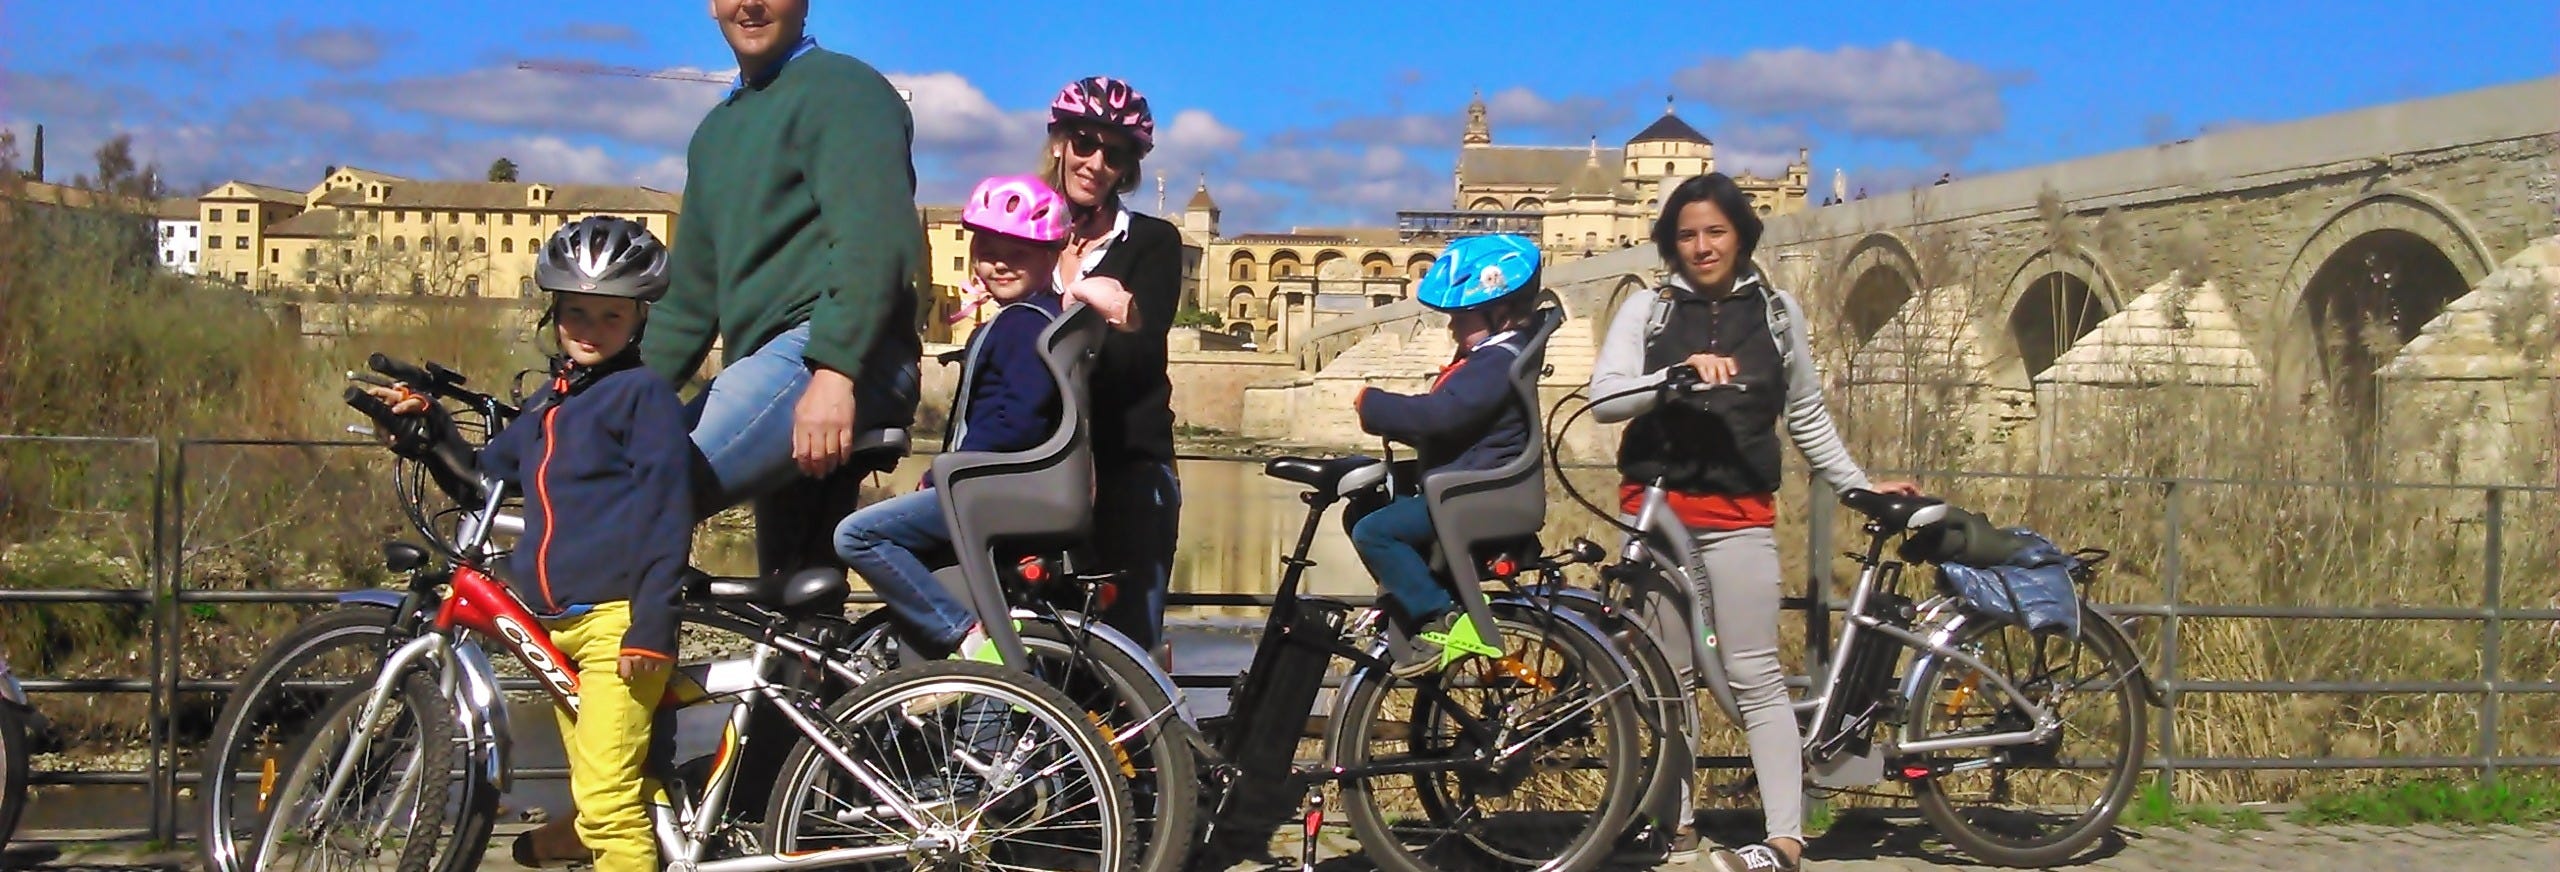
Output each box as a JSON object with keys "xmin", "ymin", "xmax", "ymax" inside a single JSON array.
[{"xmin": 366, "ymin": 214, "xmax": 692, "ymax": 872}]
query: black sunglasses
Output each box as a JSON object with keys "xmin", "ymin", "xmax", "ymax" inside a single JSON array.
[{"xmin": 1065, "ymin": 127, "xmax": 1138, "ymax": 167}]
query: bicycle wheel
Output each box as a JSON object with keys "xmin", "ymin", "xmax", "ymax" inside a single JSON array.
[
  {"xmin": 1907, "ymin": 604, "xmax": 2145, "ymax": 867},
  {"xmin": 847, "ymin": 615, "xmax": 1197, "ymax": 872},
  {"xmin": 763, "ymin": 658, "xmax": 1135, "ymax": 872},
  {"xmin": 1563, "ymin": 595, "xmax": 1693, "ymax": 856},
  {"xmin": 0, "ymin": 700, "xmax": 27, "ymax": 847},
  {"xmin": 1329, "ymin": 609, "xmax": 1645, "ymax": 872},
  {"xmin": 250, "ymin": 667, "xmax": 456, "ymax": 872},
  {"xmin": 200, "ymin": 606, "xmax": 498, "ymax": 872}
]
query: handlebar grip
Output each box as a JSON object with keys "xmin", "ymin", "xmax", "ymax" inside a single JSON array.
[{"xmin": 368, "ymin": 353, "xmax": 435, "ymax": 388}]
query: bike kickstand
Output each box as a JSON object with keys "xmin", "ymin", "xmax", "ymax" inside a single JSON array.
[{"xmin": 1298, "ymin": 784, "xmax": 1327, "ymax": 871}]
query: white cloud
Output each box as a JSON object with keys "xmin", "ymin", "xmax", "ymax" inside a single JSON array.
[
  {"xmin": 281, "ymin": 26, "xmax": 389, "ymax": 72},
  {"xmin": 551, "ymin": 23, "xmax": 642, "ymax": 46},
  {"xmin": 1673, "ymin": 41, "xmax": 2025, "ymax": 156},
  {"xmin": 1484, "ymin": 87, "xmax": 1625, "ymax": 138},
  {"xmin": 347, "ymin": 62, "xmax": 726, "ymax": 150}
]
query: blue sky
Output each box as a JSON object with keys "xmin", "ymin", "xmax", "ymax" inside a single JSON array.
[{"xmin": 0, "ymin": 1, "xmax": 2549, "ymax": 231}]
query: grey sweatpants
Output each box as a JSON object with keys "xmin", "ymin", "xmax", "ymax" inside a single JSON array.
[{"xmin": 1626, "ymin": 523, "xmax": 1805, "ymax": 844}]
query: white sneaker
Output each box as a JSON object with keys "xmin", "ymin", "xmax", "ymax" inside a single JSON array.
[{"xmin": 1710, "ymin": 842, "xmax": 1800, "ymax": 872}]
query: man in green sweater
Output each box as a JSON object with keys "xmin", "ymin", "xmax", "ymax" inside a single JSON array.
[{"xmin": 640, "ymin": 0, "xmax": 925, "ymax": 573}]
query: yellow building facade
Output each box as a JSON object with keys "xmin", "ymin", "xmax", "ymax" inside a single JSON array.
[
  {"xmin": 1451, "ymin": 96, "xmax": 1811, "ymax": 262},
  {"xmin": 197, "ymin": 167, "xmax": 681, "ymax": 301}
]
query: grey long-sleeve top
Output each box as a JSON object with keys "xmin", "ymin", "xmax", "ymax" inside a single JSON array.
[{"xmin": 1586, "ymin": 271, "xmax": 1874, "ymax": 495}]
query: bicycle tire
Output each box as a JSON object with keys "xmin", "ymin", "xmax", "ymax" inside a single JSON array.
[
  {"xmin": 1907, "ymin": 604, "xmax": 2145, "ymax": 867},
  {"xmin": 1329, "ymin": 608, "xmax": 1646, "ymax": 872},
  {"xmin": 0, "ymin": 700, "xmax": 27, "ymax": 847},
  {"xmin": 845, "ymin": 614, "xmax": 1198, "ymax": 872},
  {"xmin": 1557, "ymin": 594, "xmax": 1693, "ymax": 856},
  {"xmin": 199, "ymin": 606, "xmax": 497, "ymax": 872},
  {"xmin": 763, "ymin": 658, "xmax": 1137, "ymax": 872},
  {"xmin": 250, "ymin": 667, "xmax": 456, "ymax": 872}
]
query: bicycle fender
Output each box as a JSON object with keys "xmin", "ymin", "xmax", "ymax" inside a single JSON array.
[
  {"xmin": 2083, "ymin": 604, "xmax": 2168, "ymax": 709},
  {"xmin": 1333, "ymin": 597, "xmax": 1631, "ymax": 715},
  {"xmin": 1009, "ymin": 607, "xmax": 1199, "ymax": 728},
  {"xmin": 334, "ymin": 589, "xmax": 406, "ymax": 610},
  {"xmin": 0, "ymin": 659, "xmax": 26, "ymax": 708},
  {"xmin": 448, "ymin": 636, "xmax": 515, "ymax": 793}
]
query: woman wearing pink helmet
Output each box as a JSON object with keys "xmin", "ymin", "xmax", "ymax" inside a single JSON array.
[
  {"xmin": 834, "ymin": 174, "xmax": 1074, "ymax": 664},
  {"xmin": 1039, "ymin": 75, "xmax": 1187, "ymax": 664}
]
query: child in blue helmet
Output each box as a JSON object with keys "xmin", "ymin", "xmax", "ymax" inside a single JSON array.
[{"xmin": 1350, "ymin": 234, "xmax": 1545, "ymax": 678}]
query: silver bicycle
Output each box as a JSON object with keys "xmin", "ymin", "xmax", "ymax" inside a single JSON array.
[{"xmin": 1552, "ymin": 377, "xmax": 2163, "ymax": 867}]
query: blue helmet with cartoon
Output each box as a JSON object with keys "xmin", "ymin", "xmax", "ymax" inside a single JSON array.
[{"xmin": 1415, "ymin": 234, "xmax": 1542, "ymax": 313}]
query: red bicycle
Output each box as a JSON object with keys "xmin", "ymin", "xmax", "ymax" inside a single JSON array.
[{"xmin": 233, "ymin": 358, "xmax": 1134, "ymax": 872}]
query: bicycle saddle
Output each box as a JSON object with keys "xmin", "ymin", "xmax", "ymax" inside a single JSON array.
[
  {"xmin": 685, "ymin": 566, "xmax": 851, "ymax": 616},
  {"xmin": 1840, "ymin": 488, "xmax": 1948, "ymax": 532},
  {"xmin": 1263, "ymin": 455, "xmax": 1387, "ymax": 499}
]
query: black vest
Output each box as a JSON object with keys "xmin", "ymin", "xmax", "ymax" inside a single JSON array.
[{"xmin": 1614, "ymin": 285, "xmax": 1786, "ymax": 495}]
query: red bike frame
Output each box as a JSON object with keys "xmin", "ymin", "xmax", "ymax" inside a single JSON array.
[{"xmin": 435, "ymin": 563, "xmax": 583, "ymax": 714}]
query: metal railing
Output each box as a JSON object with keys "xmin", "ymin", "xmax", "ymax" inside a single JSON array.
[{"xmin": 6, "ymin": 436, "xmax": 2558, "ymax": 843}]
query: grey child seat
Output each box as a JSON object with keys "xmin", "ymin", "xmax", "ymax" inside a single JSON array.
[
  {"xmin": 1417, "ymin": 304, "xmax": 1564, "ymax": 653},
  {"xmin": 930, "ymin": 302, "xmax": 1108, "ymax": 667}
]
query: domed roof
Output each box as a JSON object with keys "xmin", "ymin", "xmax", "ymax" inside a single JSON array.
[{"xmin": 1628, "ymin": 98, "xmax": 1712, "ymax": 146}]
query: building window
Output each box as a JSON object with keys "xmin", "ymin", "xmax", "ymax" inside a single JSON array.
[
  {"xmin": 446, "ymin": 237, "xmax": 459, "ymax": 253},
  {"xmin": 394, "ymin": 211, "xmax": 406, "ymax": 223},
  {"xmin": 410, "ymin": 276, "xmax": 425, "ymax": 295},
  {"xmin": 235, "ymin": 208, "xmax": 250, "ymax": 222},
  {"xmin": 474, "ymin": 213, "xmax": 487, "ymax": 225},
  {"xmin": 341, "ymin": 249, "xmax": 351, "ymax": 264},
  {"xmin": 234, "ymin": 271, "xmax": 248, "ymax": 284},
  {"xmin": 503, "ymin": 213, "xmax": 515, "ymax": 226},
  {"xmin": 519, "ymin": 276, "xmax": 534, "ymax": 295},
  {"xmin": 206, "ymin": 210, "xmax": 220, "ymax": 223},
  {"xmin": 473, "ymin": 238, "xmax": 486, "ymax": 254},
  {"xmin": 953, "ymin": 228, "xmax": 963, "ymax": 241},
  {"xmin": 418, "ymin": 236, "xmax": 431, "ymax": 251},
  {"xmin": 303, "ymin": 269, "xmax": 317, "ymax": 283},
  {"xmin": 637, "ymin": 217, "xmax": 648, "ymax": 230},
  {"xmin": 448, "ymin": 212, "xmax": 460, "ymax": 224},
  {"xmin": 269, "ymin": 248, "xmax": 280, "ymax": 264},
  {"xmin": 188, "ymin": 251, "xmax": 197, "ymax": 263},
  {"xmin": 208, "ymin": 235, "xmax": 223, "ymax": 249},
  {"xmin": 189, "ymin": 226, "xmax": 198, "ymax": 238},
  {"xmin": 952, "ymin": 256, "xmax": 963, "ymax": 271},
  {"xmin": 502, "ymin": 238, "xmax": 515, "ymax": 254},
  {"xmin": 393, "ymin": 238, "xmax": 407, "ymax": 252},
  {"xmin": 367, "ymin": 235, "xmax": 379, "ymax": 249},
  {"xmin": 236, "ymin": 237, "xmax": 249, "ymax": 250},
  {"xmin": 162, "ymin": 226, "xmax": 174, "ymax": 239},
  {"xmin": 465, "ymin": 276, "xmax": 481, "ymax": 297}
]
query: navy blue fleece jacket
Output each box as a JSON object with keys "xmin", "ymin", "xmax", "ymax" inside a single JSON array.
[
  {"xmin": 479, "ymin": 361, "xmax": 695, "ymax": 660},
  {"xmin": 1355, "ymin": 330, "xmax": 1529, "ymax": 475},
  {"xmin": 946, "ymin": 293, "xmax": 1065, "ymax": 458}
]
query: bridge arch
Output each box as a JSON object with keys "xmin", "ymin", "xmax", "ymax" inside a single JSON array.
[
  {"xmin": 1598, "ymin": 273, "xmax": 1657, "ymax": 329},
  {"xmin": 2268, "ymin": 189, "xmax": 2494, "ymax": 451},
  {"xmin": 1996, "ymin": 247, "xmax": 2124, "ymax": 388},
  {"xmin": 1830, "ymin": 232, "xmax": 1927, "ymax": 348}
]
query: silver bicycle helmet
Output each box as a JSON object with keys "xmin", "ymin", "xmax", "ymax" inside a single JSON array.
[{"xmin": 535, "ymin": 215, "xmax": 669, "ymax": 302}]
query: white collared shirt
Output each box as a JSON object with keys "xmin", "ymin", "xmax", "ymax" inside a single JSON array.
[{"xmin": 1064, "ymin": 205, "xmax": 1134, "ymax": 283}]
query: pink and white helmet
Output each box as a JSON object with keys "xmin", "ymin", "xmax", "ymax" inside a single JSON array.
[
  {"xmin": 961, "ymin": 174, "xmax": 1071, "ymax": 244},
  {"xmin": 1048, "ymin": 76, "xmax": 1155, "ymax": 154}
]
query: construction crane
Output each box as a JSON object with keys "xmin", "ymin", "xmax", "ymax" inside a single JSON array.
[{"xmin": 515, "ymin": 59, "xmax": 912, "ymax": 101}]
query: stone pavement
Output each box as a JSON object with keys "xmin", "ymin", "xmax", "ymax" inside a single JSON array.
[{"xmin": 13, "ymin": 816, "xmax": 2557, "ymax": 872}]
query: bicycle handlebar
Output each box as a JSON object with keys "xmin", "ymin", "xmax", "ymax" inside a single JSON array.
[
  {"xmin": 343, "ymin": 385, "xmax": 488, "ymax": 509},
  {"xmin": 365, "ymin": 353, "xmax": 519, "ymax": 422}
]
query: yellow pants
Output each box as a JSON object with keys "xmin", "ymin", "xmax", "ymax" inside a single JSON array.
[{"xmin": 544, "ymin": 602, "xmax": 669, "ymax": 872}]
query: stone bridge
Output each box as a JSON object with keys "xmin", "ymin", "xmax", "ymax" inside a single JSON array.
[{"xmin": 1249, "ymin": 76, "xmax": 2560, "ymax": 482}]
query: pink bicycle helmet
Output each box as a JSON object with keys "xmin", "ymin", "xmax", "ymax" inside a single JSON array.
[
  {"xmin": 1048, "ymin": 75, "xmax": 1155, "ymax": 154},
  {"xmin": 961, "ymin": 174, "xmax": 1071, "ymax": 244}
]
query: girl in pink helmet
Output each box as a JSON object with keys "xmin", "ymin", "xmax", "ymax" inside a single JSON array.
[
  {"xmin": 1036, "ymin": 75, "xmax": 1188, "ymax": 666},
  {"xmin": 835, "ymin": 174, "xmax": 1074, "ymax": 670}
]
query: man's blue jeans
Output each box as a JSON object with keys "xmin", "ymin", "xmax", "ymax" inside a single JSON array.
[
  {"xmin": 1349, "ymin": 495, "xmax": 1453, "ymax": 623},
  {"xmin": 682, "ymin": 324, "xmax": 919, "ymax": 573},
  {"xmin": 833, "ymin": 489, "xmax": 974, "ymax": 649},
  {"xmin": 1092, "ymin": 460, "xmax": 1181, "ymax": 652}
]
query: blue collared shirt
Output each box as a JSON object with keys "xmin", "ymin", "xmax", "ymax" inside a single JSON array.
[{"xmin": 729, "ymin": 35, "xmax": 819, "ymax": 97}]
